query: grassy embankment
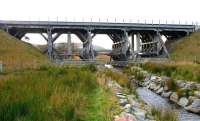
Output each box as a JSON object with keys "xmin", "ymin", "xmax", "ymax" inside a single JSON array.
[{"xmin": 0, "ymin": 30, "xmax": 49, "ymax": 71}]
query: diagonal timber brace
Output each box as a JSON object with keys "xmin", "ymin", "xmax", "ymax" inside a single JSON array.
[{"xmin": 156, "ymin": 31, "xmax": 170, "ymax": 57}]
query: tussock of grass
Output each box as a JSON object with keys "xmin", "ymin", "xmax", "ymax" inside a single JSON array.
[
  {"xmin": 0, "ymin": 30, "xmax": 48, "ymax": 71},
  {"xmin": 151, "ymin": 107, "xmax": 178, "ymax": 121},
  {"xmin": 123, "ymin": 66, "xmax": 145, "ymax": 81},
  {"xmin": 0, "ymin": 65, "xmax": 117, "ymax": 121}
]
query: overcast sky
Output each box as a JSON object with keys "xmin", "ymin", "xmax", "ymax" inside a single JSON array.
[{"xmin": 0, "ymin": 0, "xmax": 199, "ymax": 49}]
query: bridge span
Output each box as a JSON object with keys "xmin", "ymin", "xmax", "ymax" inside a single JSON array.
[{"xmin": 0, "ymin": 20, "xmax": 196, "ymax": 61}]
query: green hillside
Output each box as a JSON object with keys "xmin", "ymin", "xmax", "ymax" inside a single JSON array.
[
  {"xmin": 169, "ymin": 32, "xmax": 200, "ymax": 62},
  {"xmin": 0, "ymin": 30, "xmax": 48, "ymax": 71}
]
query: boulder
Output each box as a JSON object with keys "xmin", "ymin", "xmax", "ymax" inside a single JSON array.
[
  {"xmin": 156, "ymin": 87, "xmax": 164, "ymax": 95},
  {"xmin": 133, "ymin": 108, "xmax": 146, "ymax": 121},
  {"xmin": 176, "ymin": 80, "xmax": 186, "ymax": 88},
  {"xmin": 185, "ymin": 82, "xmax": 197, "ymax": 90},
  {"xmin": 170, "ymin": 92, "xmax": 179, "ymax": 103},
  {"xmin": 149, "ymin": 83, "xmax": 157, "ymax": 90},
  {"xmin": 161, "ymin": 91, "xmax": 172, "ymax": 98},
  {"xmin": 144, "ymin": 81, "xmax": 151, "ymax": 87},
  {"xmin": 154, "ymin": 84, "xmax": 161, "ymax": 91},
  {"xmin": 119, "ymin": 99, "xmax": 128, "ymax": 107},
  {"xmin": 178, "ymin": 97, "xmax": 189, "ymax": 107},
  {"xmin": 185, "ymin": 99, "xmax": 200, "ymax": 114},
  {"xmin": 164, "ymin": 85, "xmax": 169, "ymax": 91},
  {"xmin": 150, "ymin": 75, "xmax": 157, "ymax": 80},
  {"xmin": 116, "ymin": 94, "xmax": 126, "ymax": 99}
]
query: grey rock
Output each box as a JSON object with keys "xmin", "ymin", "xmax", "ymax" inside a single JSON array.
[
  {"xmin": 164, "ymin": 85, "xmax": 169, "ymax": 91},
  {"xmin": 149, "ymin": 83, "xmax": 157, "ymax": 90},
  {"xmin": 176, "ymin": 80, "xmax": 186, "ymax": 88},
  {"xmin": 162, "ymin": 91, "xmax": 172, "ymax": 98},
  {"xmin": 150, "ymin": 75, "xmax": 157, "ymax": 80},
  {"xmin": 185, "ymin": 99, "xmax": 200, "ymax": 114},
  {"xmin": 134, "ymin": 108, "xmax": 146, "ymax": 121},
  {"xmin": 119, "ymin": 99, "xmax": 128, "ymax": 106},
  {"xmin": 116, "ymin": 94, "xmax": 126, "ymax": 99},
  {"xmin": 156, "ymin": 87, "xmax": 164, "ymax": 95},
  {"xmin": 170, "ymin": 92, "xmax": 179, "ymax": 103},
  {"xmin": 178, "ymin": 97, "xmax": 189, "ymax": 107},
  {"xmin": 154, "ymin": 84, "xmax": 161, "ymax": 91},
  {"xmin": 185, "ymin": 82, "xmax": 197, "ymax": 90}
]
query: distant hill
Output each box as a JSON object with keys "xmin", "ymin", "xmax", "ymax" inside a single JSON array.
[
  {"xmin": 169, "ymin": 32, "xmax": 200, "ymax": 62},
  {"xmin": 0, "ymin": 30, "xmax": 48, "ymax": 71}
]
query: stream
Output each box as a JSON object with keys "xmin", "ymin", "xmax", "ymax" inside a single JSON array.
[{"xmin": 136, "ymin": 87, "xmax": 200, "ymax": 121}]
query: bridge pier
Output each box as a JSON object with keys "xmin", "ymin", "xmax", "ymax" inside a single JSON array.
[
  {"xmin": 109, "ymin": 31, "xmax": 130, "ymax": 61},
  {"xmin": 78, "ymin": 30, "xmax": 96, "ymax": 60},
  {"xmin": 156, "ymin": 32, "xmax": 170, "ymax": 57},
  {"xmin": 136, "ymin": 33, "xmax": 141, "ymax": 55},
  {"xmin": 67, "ymin": 33, "xmax": 72, "ymax": 59},
  {"xmin": 40, "ymin": 28, "xmax": 61, "ymax": 60},
  {"xmin": 47, "ymin": 28, "xmax": 54, "ymax": 60}
]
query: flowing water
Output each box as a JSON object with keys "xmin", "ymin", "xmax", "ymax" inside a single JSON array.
[{"xmin": 136, "ymin": 87, "xmax": 200, "ymax": 121}]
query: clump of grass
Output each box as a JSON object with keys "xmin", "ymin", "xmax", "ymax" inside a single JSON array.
[
  {"xmin": 176, "ymin": 88, "xmax": 194, "ymax": 98},
  {"xmin": 123, "ymin": 66, "xmax": 144, "ymax": 81},
  {"xmin": 166, "ymin": 79, "xmax": 179, "ymax": 92},
  {"xmin": 151, "ymin": 107, "xmax": 178, "ymax": 121}
]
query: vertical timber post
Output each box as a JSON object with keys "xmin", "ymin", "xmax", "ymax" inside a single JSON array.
[
  {"xmin": 87, "ymin": 30, "xmax": 95, "ymax": 60},
  {"xmin": 154, "ymin": 34, "xmax": 161, "ymax": 55},
  {"xmin": 47, "ymin": 28, "xmax": 53, "ymax": 61},
  {"xmin": 67, "ymin": 33, "xmax": 72, "ymax": 59},
  {"xmin": 131, "ymin": 33, "xmax": 135, "ymax": 59},
  {"xmin": 136, "ymin": 33, "xmax": 141, "ymax": 54}
]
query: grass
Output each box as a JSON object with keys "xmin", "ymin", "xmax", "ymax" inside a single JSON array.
[
  {"xmin": 103, "ymin": 69, "xmax": 129, "ymax": 87},
  {"xmin": 0, "ymin": 30, "xmax": 49, "ymax": 71},
  {"xmin": 142, "ymin": 62, "xmax": 200, "ymax": 83},
  {"xmin": 151, "ymin": 107, "xmax": 178, "ymax": 121},
  {"xmin": 0, "ymin": 65, "xmax": 119, "ymax": 121},
  {"xmin": 169, "ymin": 32, "xmax": 200, "ymax": 63}
]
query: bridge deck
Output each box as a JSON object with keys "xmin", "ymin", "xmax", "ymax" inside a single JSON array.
[{"xmin": 0, "ymin": 20, "xmax": 195, "ymax": 33}]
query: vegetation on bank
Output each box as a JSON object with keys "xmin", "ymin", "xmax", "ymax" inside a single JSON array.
[
  {"xmin": 169, "ymin": 32, "xmax": 200, "ymax": 63},
  {"xmin": 142, "ymin": 62, "xmax": 200, "ymax": 83},
  {"xmin": 0, "ymin": 65, "xmax": 120, "ymax": 121},
  {"xmin": 151, "ymin": 107, "xmax": 178, "ymax": 121},
  {"xmin": 0, "ymin": 30, "xmax": 49, "ymax": 71}
]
